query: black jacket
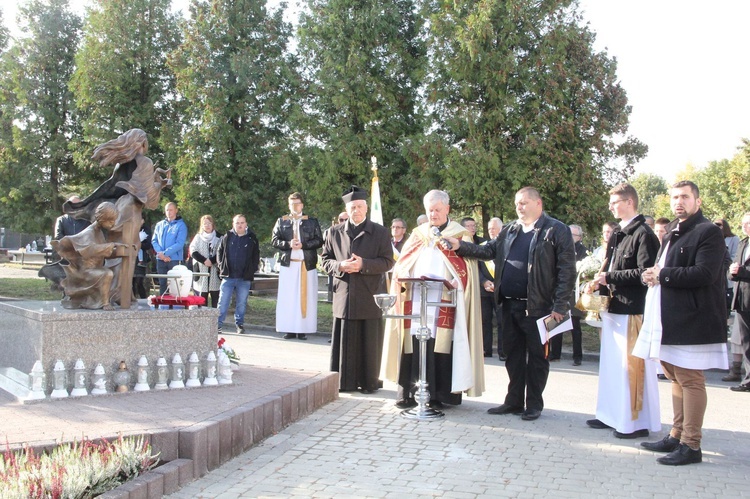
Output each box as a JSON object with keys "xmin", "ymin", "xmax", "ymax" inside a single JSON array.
[
  {"xmin": 659, "ymin": 210, "xmax": 727, "ymax": 345},
  {"xmin": 731, "ymin": 237, "xmax": 750, "ymax": 312},
  {"xmin": 320, "ymin": 219, "xmax": 394, "ymax": 320},
  {"xmin": 457, "ymin": 212, "xmax": 576, "ymax": 317},
  {"xmin": 54, "ymin": 214, "xmax": 91, "ymax": 240},
  {"xmin": 603, "ymin": 214, "xmax": 660, "ymax": 315},
  {"xmin": 272, "ymin": 215, "xmax": 323, "ymax": 271},
  {"xmin": 216, "ymin": 230, "xmax": 260, "ymax": 281}
]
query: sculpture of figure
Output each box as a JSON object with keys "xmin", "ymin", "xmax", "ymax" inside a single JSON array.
[
  {"xmin": 61, "ymin": 129, "xmax": 171, "ymax": 308},
  {"xmin": 52, "ymin": 202, "xmax": 131, "ymax": 310}
]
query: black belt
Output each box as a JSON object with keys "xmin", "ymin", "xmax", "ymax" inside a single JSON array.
[{"xmin": 503, "ymin": 296, "xmax": 527, "ymax": 301}]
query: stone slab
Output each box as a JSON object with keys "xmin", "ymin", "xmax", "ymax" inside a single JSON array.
[{"xmin": 0, "ymin": 299, "xmax": 218, "ymax": 397}]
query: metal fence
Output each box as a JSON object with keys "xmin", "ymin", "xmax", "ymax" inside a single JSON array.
[{"xmin": 0, "ymin": 228, "xmax": 49, "ymax": 251}]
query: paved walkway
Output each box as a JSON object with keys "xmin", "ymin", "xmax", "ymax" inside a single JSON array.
[{"xmin": 168, "ymin": 330, "xmax": 750, "ymax": 498}]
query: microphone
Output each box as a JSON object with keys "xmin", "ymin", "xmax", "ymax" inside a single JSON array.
[{"xmin": 431, "ymin": 226, "xmax": 453, "ymax": 250}]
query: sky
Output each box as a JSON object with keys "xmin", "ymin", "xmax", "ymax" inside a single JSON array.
[{"xmin": 3, "ymin": 0, "xmax": 749, "ymax": 183}]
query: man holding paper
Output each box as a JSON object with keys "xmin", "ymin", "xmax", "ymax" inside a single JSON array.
[
  {"xmin": 445, "ymin": 187, "xmax": 576, "ymax": 421},
  {"xmin": 585, "ymin": 182, "xmax": 661, "ymax": 439}
]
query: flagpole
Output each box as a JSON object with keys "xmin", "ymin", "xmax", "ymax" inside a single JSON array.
[{"xmin": 370, "ymin": 156, "xmax": 384, "ymax": 226}]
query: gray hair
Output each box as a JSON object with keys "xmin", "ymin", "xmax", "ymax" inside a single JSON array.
[
  {"xmin": 423, "ymin": 189, "xmax": 450, "ymax": 208},
  {"xmin": 489, "ymin": 217, "xmax": 503, "ymax": 226}
]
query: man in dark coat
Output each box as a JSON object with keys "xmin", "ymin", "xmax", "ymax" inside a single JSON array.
[
  {"xmin": 216, "ymin": 214, "xmax": 260, "ymax": 334},
  {"xmin": 321, "ymin": 186, "xmax": 394, "ymax": 393},
  {"xmin": 640, "ymin": 180, "xmax": 728, "ymax": 466},
  {"xmin": 728, "ymin": 212, "xmax": 750, "ymax": 391}
]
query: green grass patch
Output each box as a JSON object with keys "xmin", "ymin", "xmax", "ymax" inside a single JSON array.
[
  {"xmin": 0, "ymin": 278, "xmax": 60, "ymax": 301},
  {"xmin": 247, "ymin": 295, "xmax": 334, "ymax": 333}
]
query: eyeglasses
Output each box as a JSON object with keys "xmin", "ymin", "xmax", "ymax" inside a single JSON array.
[{"xmin": 608, "ymin": 199, "xmax": 626, "ymax": 207}]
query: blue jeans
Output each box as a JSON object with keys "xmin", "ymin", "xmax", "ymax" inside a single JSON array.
[
  {"xmin": 156, "ymin": 259, "xmax": 182, "ymax": 295},
  {"xmin": 217, "ymin": 278, "xmax": 252, "ymax": 328}
]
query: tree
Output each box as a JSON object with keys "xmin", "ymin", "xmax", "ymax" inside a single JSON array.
[
  {"xmin": 628, "ymin": 172, "xmax": 668, "ymax": 219},
  {"xmin": 418, "ymin": 0, "xmax": 646, "ymax": 230},
  {"xmin": 70, "ymin": 0, "xmax": 181, "ymax": 201},
  {"xmin": 293, "ymin": 0, "xmax": 426, "ymax": 223},
  {"xmin": 0, "ymin": 0, "xmax": 81, "ymax": 234},
  {"xmin": 694, "ymin": 142, "xmax": 750, "ymax": 228},
  {"xmin": 168, "ymin": 0, "xmax": 298, "ymax": 236}
]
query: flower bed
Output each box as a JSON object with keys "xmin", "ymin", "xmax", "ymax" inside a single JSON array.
[{"xmin": 0, "ymin": 435, "xmax": 159, "ymax": 498}]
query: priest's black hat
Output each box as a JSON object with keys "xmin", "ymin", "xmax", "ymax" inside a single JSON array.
[{"xmin": 342, "ymin": 185, "xmax": 368, "ymax": 203}]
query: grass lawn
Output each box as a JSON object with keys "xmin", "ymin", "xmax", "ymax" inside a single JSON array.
[
  {"xmin": 0, "ymin": 278, "xmax": 61, "ymax": 301},
  {"xmin": 245, "ymin": 295, "xmax": 334, "ymax": 333}
]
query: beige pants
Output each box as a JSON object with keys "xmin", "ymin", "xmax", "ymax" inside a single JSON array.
[{"xmin": 661, "ymin": 362, "xmax": 706, "ymax": 450}]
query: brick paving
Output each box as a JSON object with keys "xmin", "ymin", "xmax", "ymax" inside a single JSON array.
[{"xmin": 169, "ymin": 330, "xmax": 750, "ymax": 498}]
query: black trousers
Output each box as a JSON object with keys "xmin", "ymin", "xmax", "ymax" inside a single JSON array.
[
  {"xmin": 549, "ymin": 316, "xmax": 582, "ymax": 361},
  {"xmin": 396, "ymin": 336, "xmax": 462, "ymax": 405},
  {"xmin": 501, "ymin": 298, "xmax": 549, "ymax": 411},
  {"xmin": 330, "ymin": 318, "xmax": 384, "ymax": 392},
  {"xmin": 481, "ymin": 295, "xmax": 503, "ymax": 356}
]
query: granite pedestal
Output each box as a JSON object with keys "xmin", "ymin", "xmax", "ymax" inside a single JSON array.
[{"xmin": 0, "ymin": 299, "xmax": 218, "ymax": 400}]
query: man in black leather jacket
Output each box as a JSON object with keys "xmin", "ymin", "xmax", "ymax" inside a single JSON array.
[
  {"xmin": 445, "ymin": 187, "xmax": 576, "ymax": 421},
  {"xmin": 585, "ymin": 183, "xmax": 660, "ymax": 439},
  {"xmin": 272, "ymin": 192, "xmax": 323, "ymax": 340}
]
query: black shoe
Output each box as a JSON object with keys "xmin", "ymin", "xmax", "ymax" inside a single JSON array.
[
  {"xmin": 572, "ymin": 359, "xmax": 582, "ymax": 366},
  {"xmin": 283, "ymin": 333, "xmax": 296, "ymax": 339},
  {"xmin": 359, "ymin": 388, "xmax": 376, "ymax": 394},
  {"xmin": 427, "ymin": 400, "xmax": 444, "ymax": 409},
  {"xmin": 730, "ymin": 384, "xmax": 750, "ymax": 392},
  {"xmin": 640, "ymin": 435, "xmax": 680, "ymax": 453},
  {"xmin": 498, "ymin": 354, "xmax": 507, "ymax": 361},
  {"xmin": 487, "ymin": 404, "xmax": 524, "ymax": 415},
  {"xmin": 395, "ymin": 399, "xmax": 417, "ymax": 409},
  {"xmin": 586, "ymin": 419, "xmax": 612, "ymax": 429},
  {"xmin": 298, "ymin": 334, "xmax": 308, "ymax": 340},
  {"xmin": 521, "ymin": 409, "xmax": 541, "ymax": 421},
  {"xmin": 236, "ymin": 325, "xmax": 245, "ymax": 334},
  {"xmin": 484, "ymin": 352, "xmax": 492, "ymax": 358},
  {"xmin": 549, "ymin": 357, "xmax": 560, "ymax": 362},
  {"xmin": 614, "ymin": 429, "xmax": 649, "ymax": 439},
  {"xmin": 656, "ymin": 443, "xmax": 702, "ymax": 466},
  {"xmin": 657, "ymin": 374, "xmax": 668, "ymax": 380}
]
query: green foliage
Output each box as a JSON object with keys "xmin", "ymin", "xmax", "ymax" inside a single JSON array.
[
  {"xmin": 694, "ymin": 142, "xmax": 750, "ymax": 229},
  {"xmin": 0, "ymin": 0, "xmax": 81, "ymax": 234},
  {"xmin": 70, "ymin": 0, "xmax": 181, "ymax": 199},
  {"xmin": 628, "ymin": 172, "xmax": 669, "ymax": 218},
  {"xmin": 294, "ymin": 0, "xmax": 427, "ymax": 223},
  {"xmin": 0, "ymin": 435, "xmax": 158, "ymax": 498},
  {"xmin": 168, "ymin": 0, "xmax": 297, "ymax": 238},
  {"xmin": 420, "ymin": 0, "xmax": 645, "ymax": 230}
]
